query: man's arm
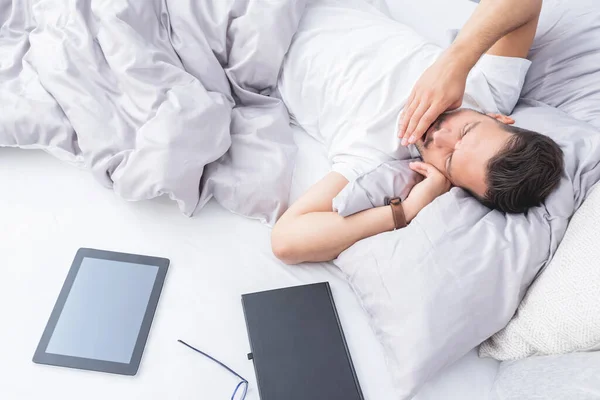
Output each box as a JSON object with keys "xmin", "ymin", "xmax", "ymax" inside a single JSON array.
[
  {"xmin": 271, "ymin": 172, "xmax": 407, "ymax": 265},
  {"xmin": 398, "ymin": 0, "xmax": 542, "ymax": 145},
  {"xmin": 485, "ymin": 7, "xmax": 539, "ymax": 59},
  {"xmin": 452, "ymin": 0, "xmax": 541, "ymax": 61},
  {"xmin": 272, "ymin": 162, "xmax": 449, "ymax": 265}
]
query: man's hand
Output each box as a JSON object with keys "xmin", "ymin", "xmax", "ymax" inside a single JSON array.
[
  {"xmin": 398, "ymin": 0, "xmax": 543, "ymax": 146},
  {"xmin": 403, "ymin": 162, "xmax": 451, "ymax": 217},
  {"xmin": 398, "ymin": 52, "xmax": 470, "ymax": 146}
]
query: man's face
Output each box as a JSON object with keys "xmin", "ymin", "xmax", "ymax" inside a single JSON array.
[{"xmin": 414, "ymin": 109, "xmax": 514, "ymax": 198}]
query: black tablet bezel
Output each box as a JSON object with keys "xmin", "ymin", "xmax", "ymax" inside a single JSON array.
[{"xmin": 33, "ymin": 248, "xmax": 169, "ymax": 376}]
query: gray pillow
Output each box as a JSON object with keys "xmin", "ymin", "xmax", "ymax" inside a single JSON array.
[
  {"xmin": 334, "ymin": 103, "xmax": 600, "ymax": 399},
  {"xmin": 330, "ymin": 1, "xmax": 600, "ymax": 397},
  {"xmin": 522, "ymin": 0, "xmax": 600, "ymax": 129}
]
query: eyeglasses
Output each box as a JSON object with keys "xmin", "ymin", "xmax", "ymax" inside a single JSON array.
[{"xmin": 178, "ymin": 339, "xmax": 249, "ymax": 400}]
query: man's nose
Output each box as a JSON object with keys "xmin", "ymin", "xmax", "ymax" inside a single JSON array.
[{"xmin": 432, "ymin": 128, "xmax": 458, "ymax": 148}]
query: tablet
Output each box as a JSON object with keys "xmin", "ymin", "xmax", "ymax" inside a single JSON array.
[{"xmin": 33, "ymin": 248, "xmax": 169, "ymax": 375}]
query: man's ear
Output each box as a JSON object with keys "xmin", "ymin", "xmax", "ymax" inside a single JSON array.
[{"xmin": 487, "ymin": 113, "xmax": 515, "ymax": 125}]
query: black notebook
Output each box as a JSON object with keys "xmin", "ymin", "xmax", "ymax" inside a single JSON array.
[{"xmin": 242, "ymin": 282, "xmax": 363, "ymax": 400}]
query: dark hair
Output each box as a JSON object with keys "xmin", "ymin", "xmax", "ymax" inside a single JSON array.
[{"xmin": 480, "ymin": 124, "xmax": 564, "ymax": 213}]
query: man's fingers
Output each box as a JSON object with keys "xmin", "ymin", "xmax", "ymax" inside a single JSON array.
[
  {"xmin": 409, "ymin": 161, "xmax": 431, "ymax": 177},
  {"xmin": 408, "ymin": 106, "xmax": 442, "ymax": 144},
  {"xmin": 410, "ymin": 161, "xmax": 441, "ymax": 176},
  {"xmin": 399, "ymin": 98, "xmax": 419, "ymax": 140},
  {"xmin": 403, "ymin": 102, "xmax": 429, "ymax": 145},
  {"xmin": 398, "ymin": 92, "xmax": 416, "ymax": 137}
]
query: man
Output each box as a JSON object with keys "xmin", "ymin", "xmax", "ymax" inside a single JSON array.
[{"xmin": 272, "ymin": 0, "xmax": 563, "ymax": 265}]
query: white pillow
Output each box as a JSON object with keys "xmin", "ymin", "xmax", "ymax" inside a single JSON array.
[{"xmin": 479, "ymin": 183, "xmax": 600, "ymax": 360}]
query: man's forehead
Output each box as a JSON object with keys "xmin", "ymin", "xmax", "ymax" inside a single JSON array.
[{"xmin": 446, "ymin": 108, "xmax": 482, "ymax": 118}]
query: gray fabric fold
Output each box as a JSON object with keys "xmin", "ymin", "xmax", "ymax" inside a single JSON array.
[{"xmin": 0, "ymin": 0, "xmax": 306, "ymax": 225}]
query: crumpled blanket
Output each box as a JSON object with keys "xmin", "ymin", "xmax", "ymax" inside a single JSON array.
[{"xmin": 0, "ymin": 0, "xmax": 306, "ymax": 225}]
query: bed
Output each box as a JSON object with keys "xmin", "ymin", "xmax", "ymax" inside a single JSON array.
[
  {"xmin": 3, "ymin": 0, "xmax": 600, "ymax": 399},
  {"xmin": 2, "ymin": 122, "xmax": 502, "ymax": 400}
]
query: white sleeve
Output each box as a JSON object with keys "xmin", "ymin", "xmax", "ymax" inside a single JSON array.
[{"xmin": 476, "ymin": 54, "xmax": 532, "ymax": 115}]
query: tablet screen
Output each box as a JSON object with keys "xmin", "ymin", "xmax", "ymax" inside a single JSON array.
[{"xmin": 45, "ymin": 258, "xmax": 158, "ymax": 364}]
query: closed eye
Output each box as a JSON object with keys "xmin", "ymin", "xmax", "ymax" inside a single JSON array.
[
  {"xmin": 461, "ymin": 123, "xmax": 470, "ymax": 139},
  {"xmin": 447, "ymin": 123, "xmax": 473, "ymax": 175},
  {"xmin": 448, "ymin": 121, "xmax": 480, "ymax": 177},
  {"xmin": 463, "ymin": 121, "xmax": 480, "ymax": 138}
]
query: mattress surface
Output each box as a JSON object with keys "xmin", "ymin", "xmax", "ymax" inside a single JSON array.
[{"xmin": 1, "ymin": 123, "xmax": 498, "ymax": 399}]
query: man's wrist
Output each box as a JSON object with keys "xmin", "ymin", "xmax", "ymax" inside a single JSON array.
[
  {"xmin": 444, "ymin": 43, "xmax": 481, "ymax": 74},
  {"xmin": 379, "ymin": 199, "xmax": 418, "ymax": 232},
  {"xmin": 400, "ymin": 198, "xmax": 420, "ymax": 224}
]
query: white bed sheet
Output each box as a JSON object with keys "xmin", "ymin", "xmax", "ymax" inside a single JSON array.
[
  {"xmin": 2, "ymin": 123, "xmax": 498, "ymax": 400},
  {"xmin": 0, "ymin": 125, "xmax": 392, "ymax": 400}
]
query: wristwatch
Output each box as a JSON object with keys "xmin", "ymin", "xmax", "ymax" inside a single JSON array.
[{"xmin": 386, "ymin": 196, "xmax": 407, "ymax": 230}]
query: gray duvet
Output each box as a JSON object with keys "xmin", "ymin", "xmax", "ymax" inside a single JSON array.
[{"xmin": 0, "ymin": 0, "xmax": 306, "ymax": 225}]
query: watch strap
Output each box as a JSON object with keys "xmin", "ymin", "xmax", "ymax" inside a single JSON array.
[{"xmin": 386, "ymin": 196, "xmax": 407, "ymax": 230}]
